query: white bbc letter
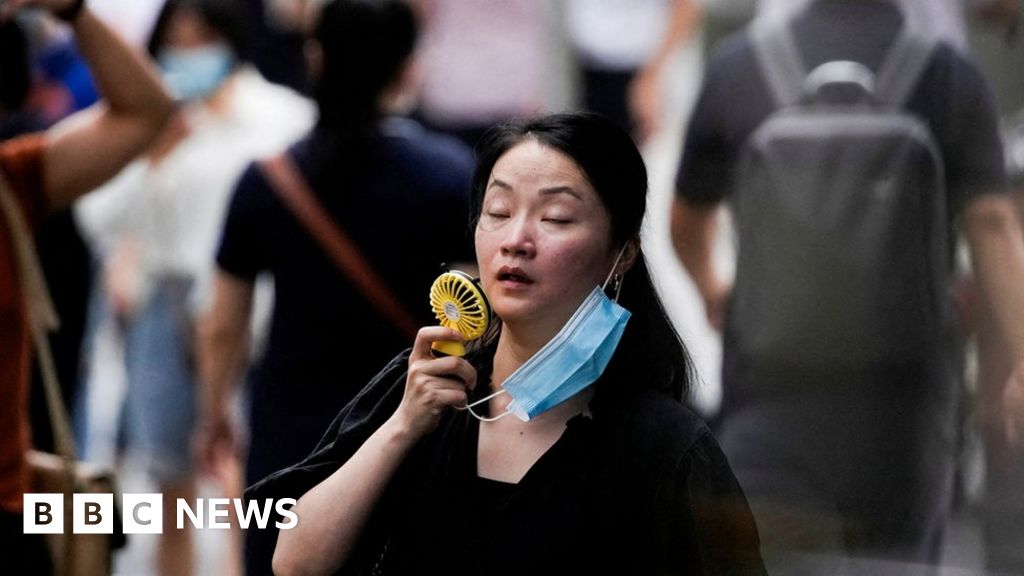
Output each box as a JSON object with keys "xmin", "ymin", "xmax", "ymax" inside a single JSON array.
[
  {"xmin": 23, "ymin": 494, "xmax": 63, "ymax": 534},
  {"xmin": 233, "ymin": 498, "xmax": 272, "ymax": 529},
  {"xmin": 123, "ymin": 493, "xmax": 163, "ymax": 534},
  {"xmin": 73, "ymin": 494, "xmax": 113, "ymax": 534},
  {"xmin": 208, "ymin": 498, "xmax": 231, "ymax": 529},
  {"xmin": 177, "ymin": 498, "xmax": 204, "ymax": 529},
  {"xmin": 275, "ymin": 498, "xmax": 298, "ymax": 529}
]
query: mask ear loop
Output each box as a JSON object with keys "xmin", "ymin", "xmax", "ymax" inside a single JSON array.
[
  {"xmin": 455, "ymin": 388, "xmax": 514, "ymax": 422},
  {"xmin": 602, "ymin": 244, "xmax": 629, "ymax": 302},
  {"xmin": 461, "ymin": 244, "xmax": 631, "ymax": 424}
]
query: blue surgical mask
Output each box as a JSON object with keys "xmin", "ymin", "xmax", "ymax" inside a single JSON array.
[
  {"xmin": 158, "ymin": 44, "xmax": 235, "ymax": 103},
  {"xmin": 463, "ymin": 246, "xmax": 632, "ymax": 422}
]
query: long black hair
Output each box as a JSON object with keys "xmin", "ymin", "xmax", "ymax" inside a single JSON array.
[
  {"xmin": 146, "ymin": 0, "xmax": 250, "ymax": 63},
  {"xmin": 470, "ymin": 112, "xmax": 694, "ymax": 401},
  {"xmin": 308, "ymin": 0, "xmax": 417, "ymax": 189}
]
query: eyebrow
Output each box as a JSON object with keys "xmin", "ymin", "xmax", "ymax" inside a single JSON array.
[
  {"xmin": 539, "ymin": 186, "xmax": 583, "ymax": 200},
  {"xmin": 487, "ymin": 178, "xmax": 583, "ymax": 200}
]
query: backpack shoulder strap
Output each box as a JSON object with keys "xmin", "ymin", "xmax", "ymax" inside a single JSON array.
[
  {"xmin": 874, "ymin": 24, "xmax": 938, "ymax": 107},
  {"xmin": 751, "ymin": 18, "xmax": 807, "ymax": 108}
]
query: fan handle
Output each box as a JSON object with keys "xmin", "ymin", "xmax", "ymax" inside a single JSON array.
[{"xmin": 431, "ymin": 340, "xmax": 467, "ymax": 357}]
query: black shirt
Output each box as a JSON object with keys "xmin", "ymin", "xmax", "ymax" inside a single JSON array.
[{"xmin": 248, "ymin": 348, "xmax": 766, "ymax": 576}]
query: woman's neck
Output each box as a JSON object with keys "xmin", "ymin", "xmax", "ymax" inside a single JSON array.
[
  {"xmin": 203, "ymin": 73, "xmax": 238, "ymax": 116},
  {"xmin": 487, "ymin": 324, "xmax": 596, "ymax": 427},
  {"xmin": 491, "ymin": 323, "xmax": 555, "ymax": 389}
]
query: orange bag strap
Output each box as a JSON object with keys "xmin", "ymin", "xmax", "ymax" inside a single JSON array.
[
  {"xmin": 259, "ymin": 154, "xmax": 420, "ymax": 340},
  {"xmin": 0, "ymin": 174, "xmax": 76, "ymax": 461}
]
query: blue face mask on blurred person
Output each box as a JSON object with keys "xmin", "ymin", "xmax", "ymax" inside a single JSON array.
[
  {"xmin": 463, "ymin": 246, "xmax": 632, "ymax": 422},
  {"xmin": 158, "ymin": 44, "xmax": 235, "ymax": 103}
]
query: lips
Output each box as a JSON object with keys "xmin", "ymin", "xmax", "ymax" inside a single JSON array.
[{"xmin": 497, "ymin": 266, "xmax": 533, "ymax": 285}]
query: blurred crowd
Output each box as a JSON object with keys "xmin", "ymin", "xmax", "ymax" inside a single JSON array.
[{"xmin": 2, "ymin": 0, "xmax": 1024, "ymax": 575}]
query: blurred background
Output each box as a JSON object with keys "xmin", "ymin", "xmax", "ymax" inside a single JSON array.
[{"xmin": 6, "ymin": 0, "xmax": 1022, "ymax": 574}]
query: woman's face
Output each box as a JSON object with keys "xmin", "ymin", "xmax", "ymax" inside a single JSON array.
[
  {"xmin": 157, "ymin": 7, "xmax": 235, "ymax": 104},
  {"xmin": 475, "ymin": 139, "xmax": 620, "ymax": 336}
]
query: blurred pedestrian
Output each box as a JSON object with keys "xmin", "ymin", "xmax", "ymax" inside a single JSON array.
[
  {"xmin": 412, "ymin": 0, "xmax": 547, "ymax": 148},
  {"xmin": 671, "ymin": 0, "xmax": 1024, "ymax": 572},
  {"xmin": 567, "ymin": 0, "xmax": 701, "ymax": 144},
  {"xmin": 73, "ymin": 1, "xmax": 313, "ymax": 573},
  {"xmin": 0, "ymin": 0, "xmax": 173, "ymax": 573},
  {"xmin": 194, "ymin": 1, "xmax": 473, "ymax": 573}
]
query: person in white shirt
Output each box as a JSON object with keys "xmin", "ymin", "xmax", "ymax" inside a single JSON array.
[
  {"xmin": 74, "ymin": 1, "xmax": 313, "ymax": 573},
  {"xmin": 567, "ymin": 0, "xmax": 701, "ymax": 144}
]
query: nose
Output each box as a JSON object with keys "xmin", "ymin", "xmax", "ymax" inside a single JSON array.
[{"xmin": 499, "ymin": 216, "xmax": 536, "ymax": 258}]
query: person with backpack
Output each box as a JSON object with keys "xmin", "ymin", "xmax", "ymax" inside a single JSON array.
[{"xmin": 670, "ymin": 0, "xmax": 1024, "ymax": 573}]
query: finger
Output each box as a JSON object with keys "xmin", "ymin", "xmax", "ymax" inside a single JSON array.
[
  {"xmin": 429, "ymin": 388, "xmax": 468, "ymax": 411},
  {"xmin": 420, "ymin": 377, "xmax": 472, "ymax": 398},
  {"xmin": 417, "ymin": 356, "xmax": 477, "ymax": 389},
  {"xmin": 410, "ymin": 326, "xmax": 463, "ymax": 360},
  {"xmin": 404, "ymin": 382, "xmax": 466, "ymax": 415}
]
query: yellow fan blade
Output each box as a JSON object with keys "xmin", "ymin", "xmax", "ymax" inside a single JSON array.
[{"xmin": 429, "ymin": 271, "xmax": 490, "ymax": 356}]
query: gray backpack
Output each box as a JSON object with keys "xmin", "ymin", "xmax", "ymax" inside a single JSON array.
[{"xmin": 729, "ymin": 21, "xmax": 950, "ymax": 372}]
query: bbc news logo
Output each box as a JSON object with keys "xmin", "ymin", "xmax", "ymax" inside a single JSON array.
[{"xmin": 24, "ymin": 494, "xmax": 297, "ymax": 534}]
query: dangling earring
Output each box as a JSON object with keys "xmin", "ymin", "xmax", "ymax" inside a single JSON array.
[
  {"xmin": 611, "ymin": 273, "xmax": 623, "ymax": 301},
  {"xmin": 602, "ymin": 244, "xmax": 629, "ymax": 301}
]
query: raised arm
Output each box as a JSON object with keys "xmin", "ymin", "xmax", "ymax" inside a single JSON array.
[
  {"xmin": 7, "ymin": 0, "xmax": 175, "ymax": 210},
  {"xmin": 273, "ymin": 327, "xmax": 474, "ymax": 576}
]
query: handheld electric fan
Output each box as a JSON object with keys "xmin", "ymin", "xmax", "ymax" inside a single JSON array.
[{"xmin": 429, "ymin": 270, "xmax": 490, "ymax": 356}]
